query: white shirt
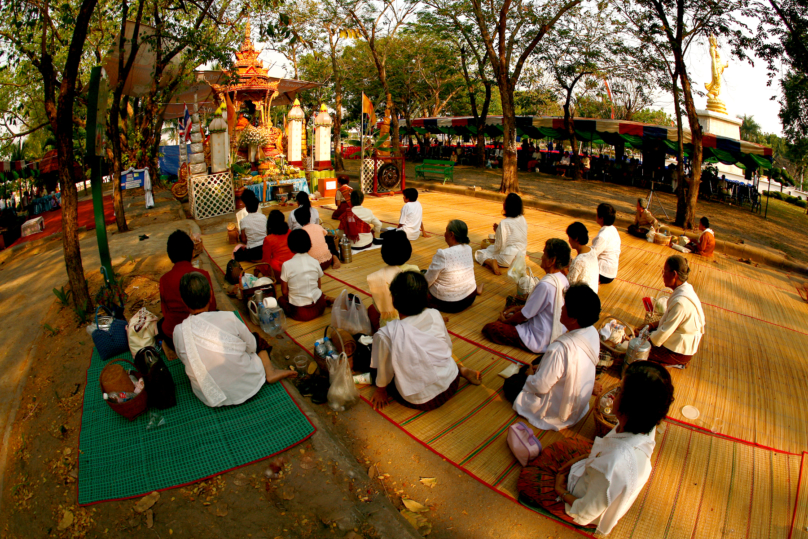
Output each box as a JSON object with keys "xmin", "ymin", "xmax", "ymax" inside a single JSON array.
[
  {"xmin": 173, "ymin": 311, "xmax": 265, "ymax": 407},
  {"xmin": 424, "ymin": 244, "xmax": 477, "ymax": 302},
  {"xmin": 476, "ymin": 215, "xmax": 528, "ymax": 267},
  {"xmin": 288, "ymin": 206, "xmax": 321, "ymax": 231},
  {"xmin": 650, "ymin": 282, "xmax": 705, "ymax": 355},
  {"xmin": 560, "ymin": 156, "xmax": 571, "ymax": 166},
  {"xmin": 591, "ymin": 225, "xmax": 621, "ymax": 279},
  {"xmin": 349, "ymin": 206, "xmax": 382, "ymax": 248},
  {"xmin": 280, "ymin": 253, "xmax": 324, "ymax": 306},
  {"xmin": 240, "ymin": 212, "xmax": 268, "ymax": 249},
  {"xmin": 514, "ymin": 327, "xmax": 599, "ymax": 431},
  {"xmin": 399, "ymin": 201, "xmax": 423, "ymax": 241},
  {"xmin": 516, "ymin": 273, "xmax": 569, "ymax": 353},
  {"xmin": 371, "ymin": 309, "xmax": 459, "ymax": 404},
  {"xmin": 567, "ymin": 249, "xmax": 599, "ymax": 293}
]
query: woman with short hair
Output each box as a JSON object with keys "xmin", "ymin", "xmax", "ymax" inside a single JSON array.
[
  {"xmin": 590, "ymin": 203, "xmax": 621, "ymax": 284},
  {"xmin": 172, "ymin": 272, "xmax": 296, "ymax": 408},
  {"xmin": 475, "ymin": 193, "xmax": 529, "ymax": 275},
  {"xmin": 234, "ymin": 189, "xmax": 267, "ymax": 262},
  {"xmin": 516, "ymin": 362, "xmax": 674, "ymax": 535},
  {"xmin": 367, "ymin": 232, "xmax": 419, "ymax": 332},
  {"xmin": 260, "ymin": 210, "xmax": 293, "ymax": 278},
  {"xmin": 278, "ymin": 229, "xmax": 333, "ymax": 321},
  {"xmin": 338, "ymin": 190, "xmax": 382, "ymax": 250},
  {"xmin": 566, "ymin": 222, "xmax": 599, "ymax": 293},
  {"xmin": 644, "ymin": 255, "xmax": 706, "ymax": 368},
  {"xmin": 424, "ymin": 220, "xmax": 482, "ymax": 313},
  {"xmin": 287, "ymin": 191, "xmax": 321, "ymax": 231},
  {"xmin": 293, "ymin": 205, "xmax": 341, "ymax": 270}
]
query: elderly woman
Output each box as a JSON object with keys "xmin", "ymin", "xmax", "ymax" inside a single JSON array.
[
  {"xmin": 172, "ymin": 272, "xmax": 296, "ymax": 407},
  {"xmin": 482, "ymin": 239, "xmax": 570, "ymax": 353},
  {"xmin": 338, "ymin": 190, "xmax": 382, "ymax": 250},
  {"xmin": 591, "ymin": 203, "xmax": 621, "ymax": 284},
  {"xmin": 644, "ymin": 255, "xmax": 706, "ymax": 367},
  {"xmin": 424, "ymin": 220, "xmax": 482, "ymax": 313},
  {"xmin": 370, "ymin": 271, "xmax": 481, "ymax": 411},
  {"xmin": 685, "ymin": 217, "xmax": 715, "ymax": 258},
  {"xmin": 517, "ymin": 362, "xmax": 674, "ymax": 536},
  {"xmin": 566, "ymin": 222, "xmax": 599, "ymax": 293},
  {"xmin": 367, "ymin": 231, "xmax": 419, "ymax": 332},
  {"xmin": 627, "ymin": 198, "xmax": 657, "ymax": 238},
  {"xmin": 475, "ymin": 193, "xmax": 529, "ymax": 275}
]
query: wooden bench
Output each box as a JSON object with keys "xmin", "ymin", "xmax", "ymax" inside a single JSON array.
[{"xmin": 415, "ymin": 159, "xmax": 455, "ymax": 184}]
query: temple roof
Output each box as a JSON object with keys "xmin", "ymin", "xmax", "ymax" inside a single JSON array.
[{"xmin": 229, "ymin": 21, "xmax": 274, "ymax": 92}]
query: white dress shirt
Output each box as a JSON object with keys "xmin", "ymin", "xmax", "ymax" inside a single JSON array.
[
  {"xmin": 280, "ymin": 253, "xmax": 324, "ymax": 306},
  {"xmin": 591, "ymin": 225, "xmax": 621, "ymax": 279},
  {"xmin": 567, "ymin": 249, "xmax": 599, "ymax": 293},
  {"xmin": 288, "ymin": 206, "xmax": 321, "ymax": 231},
  {"xmin": 513, "ymin": 326, "xmax": 599, "ymax": 431},
  {"xmin": 649, "ymin": 282, "xmax": 705, "ymax": 355},
  {"xmin": 399, "ymin": 201, "xmax": 423, "ymax": 241},
  {"xmin": 474, "ymin": 215, "xmax": 528, "ymax": 268},
  {"xmin": 349, "ymin": 206, "xmax": 382, "ymax": 248},
  {"xmin": 516, "ymin": 273, "xmax": 569, "ymax": 353},
  {"xmin": 173, "ymin": 311, "xmax": 266, "ymax": 407},
  {"xmin": 240, "ymin": 211, "xmax": 268, "ymax": 249},
  {"xmin": 424, "ymin": 244, "xmax": 477, "ymax": 302}
]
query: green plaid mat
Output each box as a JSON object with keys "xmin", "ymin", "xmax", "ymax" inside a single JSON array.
[{"xmin": 78, "ymin": 347, "xmax": 314, "ymax": 505}]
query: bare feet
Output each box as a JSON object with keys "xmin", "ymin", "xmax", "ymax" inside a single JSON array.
[
  {"xmin": 266, "ymin": 367, "xmax": 298, "ymax": 384},
  {"xmin": 325, "ymin": 295, "xmax": 335, "ymax": 306},
  {"xmin": 476, "ymin": 283, "xmax": 484, "ymax": 296},
  {"xmin": 484, "ymin": 259, "xmax": 501, "ymax": 276},
  {"xmin": 331, "ymin": 255, "xmax": 341, "ymax": 270},
  {"xmin": 459, "ymin": 366, "xmax": 482, "ymax": 385}
]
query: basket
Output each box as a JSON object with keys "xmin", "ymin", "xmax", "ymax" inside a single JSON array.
[
  {"xmin": 313, "ymin": 325, "xmax": 353, "ymax": 372},
  {"xmin": 653, "ymin": 232, "xmax": 671, "ymax": 246},
  {"xmin": 598, "ymin": 316, "xmax": 635, "ymax": 363},
  {"xmin": 100, "ymin": 359, "xmax": 148, "ymax": 421},
  {"xmin": 643, "ymin": 287, "xmax": 673, "ymax": 325},
  {"xmin": 594, "ymin": 385, "xmax": 620, "ymax": 437}
]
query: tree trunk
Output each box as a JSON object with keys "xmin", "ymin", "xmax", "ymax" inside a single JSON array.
[
  {"xmin": 333, "ymin": 80, "xmax": 344, "ymax": 171},
  {"xmin": 388, "ymin": 92, "xmax": 401, "ymax": 157},
  {"xmin": 671, "ymin": 76, "xmax": 687, "ymax": 226},
  {"xmin": 476, "ymin": 81, "xmax": 492, "ymax": 168},
  {"xmin": 678, "ymin": 68, "xmax": 703, "ymax": 230},
  {"xmin": 499, "ymin": 80, "xmax": 519, "ymax": 193},
  {"xmin": 562, "ymin": 99, "xmax": 581, "ymax": 181},
  {"xmin": 109, "ymin": 97, "xmax": 129, "ymax": 232}
]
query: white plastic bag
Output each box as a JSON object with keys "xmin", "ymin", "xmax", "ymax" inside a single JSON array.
[
  {"xmin": 507, "ymin": 254, "xmax": 528, "ymax": 284},
  {"xmin": 330, "ymin": 289, "xmax": 372, "ymax": 335},
  {"xmin": 326, "ymin": 353, "xmax": 360, "ymax": 411},
  {"xmin": 127, "ymin": 307, "xmax": 159, "ymax": 357}
]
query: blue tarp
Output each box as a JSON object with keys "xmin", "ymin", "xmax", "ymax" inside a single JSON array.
[{"xmin": 158, "ymin": 144, "xmax": 190, "ymax": 176}]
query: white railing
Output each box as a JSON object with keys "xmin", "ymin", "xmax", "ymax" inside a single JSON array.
[{"xmin": 189, "ymin": 171, "xmax": 234, "ymax": 220}]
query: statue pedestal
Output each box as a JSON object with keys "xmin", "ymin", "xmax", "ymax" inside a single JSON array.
[{"xmin": 696, "ymin": 109, "xmax": 744, "ymax": 177}]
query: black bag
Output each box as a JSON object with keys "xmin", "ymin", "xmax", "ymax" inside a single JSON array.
[
  {"xmin": 134, "ymin": 347, "xmax": 177, "ymax": 410},
  {"xmin": 352, "ymin": 333, "xmax": 372, "ymax": 373}
]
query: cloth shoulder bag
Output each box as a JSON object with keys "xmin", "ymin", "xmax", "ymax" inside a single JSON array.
[
  {"xmin": 507, "ymin": 422, "xmax": 542, "ymax": 466},
  {"xmin": 92, "ymin": 306, "xmax": 130, "ymax": 361},
  {"xmin": 127, "ymin": 307, "xmax": 159, "ymax": 357}
]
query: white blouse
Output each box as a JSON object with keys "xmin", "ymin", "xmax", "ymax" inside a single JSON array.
[
  {"xmin": 591, "ymin": 225, "xmax": 621, "ymax": 279},
  {"xmin": 567, "ymin": 249, "xmax": 599, "ymax": 293},
  {"xmin": 476, "ymin": 215, "xmax": 528, "ymax": 267},
  {"xmin": 288, "ymin": 206, "xmax": 321, "ymax": 231},
  {"xmin": 424, "ymin": 244, "xmax": 477, "ymax": 302},
  {"xmin": 280, "ymin": 253, "xmax": 324, "ymax": 306}
]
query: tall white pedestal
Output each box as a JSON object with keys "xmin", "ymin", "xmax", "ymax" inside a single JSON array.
[{"xmin": 696, "ymin": 109, "xmax": 744, "ymax": 177}]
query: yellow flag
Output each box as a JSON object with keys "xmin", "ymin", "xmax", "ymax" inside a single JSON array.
[{"xmin": 362, "ymin": 93, "xmax": 377, "ymax": 127}]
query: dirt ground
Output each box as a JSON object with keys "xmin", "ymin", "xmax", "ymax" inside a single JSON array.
[{"xmin": 341, "ymin": 159, "xmax": 808, "ymax": 264}]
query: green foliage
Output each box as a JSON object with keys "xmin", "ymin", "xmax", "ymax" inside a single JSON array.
[
  {"xmin": 42, "ymin": 323, "xmax": 58, "ymax": 337},
  {"xmin": 53, "ymin": 286, "xmax": 73, "ymax": 308},
  {"xmin": 787, "ymin": 195, "xmax": 799, "ymax": 203},
  {"xmin": 796, "ymin": 199, "xmax": 808, "ymax": 208},
  {"xmin": 73, "ymin": 298, "xmax": 90, "ymax": 325},
  {"xmin": 764, "ymin": 190, "xmax": 785, "ymax": 200}
]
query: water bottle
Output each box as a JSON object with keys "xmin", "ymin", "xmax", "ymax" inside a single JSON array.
[
  {"xmin": 104, "ymin": 391, "xmax": 137, "ymax": 403},
  {"xmin": 323, "ymin": 337, "xmax": 338, "ymax": 356},
  {"xmin": 314, "ymin": 339, "xmax": 327, "ymax": 358}
]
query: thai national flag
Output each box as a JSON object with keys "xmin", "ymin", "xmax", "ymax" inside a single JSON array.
[{"xmin": 178, "ymin": 104, "xmax": 192, "ymax": 141}]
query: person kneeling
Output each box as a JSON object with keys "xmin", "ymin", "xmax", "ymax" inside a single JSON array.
[
  {"xmin": 370, "ymin": 271, "xmax": 481, "ymax": 411},
  {"xmin": 279, "ymin": 229, "xmax": 333, "ymax": 321},
  {"xmin": 173, "ymin": 272, "xmax": 296, "ymax": 407},
  {"xmin": 516, "ymin": 362, "xmax": 674, "ymax": 536},
  {"xmin": 503, "ymin": 284, "xmax": 601, "ymax": 431}
]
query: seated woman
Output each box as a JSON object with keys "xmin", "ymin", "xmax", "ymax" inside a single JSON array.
[
  {"xmin": 627, "ymin": 198, "xmax": 657, "ymax": 238},
  {"xmin": 338, "ymin": 190, "xmax": 382, "ymax": 250},
  {"xmin": 482, "ymin": 239, "xmax": 570, "ymax": 353},
  {"xmin": 278, "ymin": 229, "xmax": 333, "ymax": 321},
  {"xmin": 475, "ymin": 193, "xmax": 528, "ymax": 275},
  {"xmin": 424, "ymin": 220, "xmax": 483, "ymax": 313},
  {"xmin": 685, "ymin": 217, "xmax": 715, "ymax": 257},
  {"xmin": 331, "ymin": 175, "xmax": 353, "ymax": 220},
  {"xmin": 370, "ymin": 271, "xmax": 481, "ymax": 411},
  {"xmin": 556, "ymin": 151, "xmax": 571, "ymax": 176},
  {"xmin": 234, "ymin": 189, "xmax": 267, "ymax": 262},
  {"xmin": 293, "ymin": 206, "xmax": 341, "ymax": 270},
  {"xmin": 644, "ymin": 255, "xmax": 705, "ymax": 368},
  {"xmin": 503, "ymin": 284, "xmax": 601, "ymax": 431},
  {"xmin": 261, "ymin": 210, "xmax": 294, "ymax": 279},
  {"xmin": 172, "ymin": 272, "xmax": 296, "ymax": 407},
  {"xmin": 566, "ymin": 222, "xmax": 599, "ymax": 293},
  {"xmin": 367, "ymin": 231, "xmax": 420, "ymax": 332},
  {"xmin": 591, "ymin": 203, "xmax": 621, "ymax": 284},
  {"xmin": 517, "ymin": 362, "xmax": 674, "ymax": 536},
  {"xmin": 287, "ymin": 191, "xmax": 321, "ymax": 231}
]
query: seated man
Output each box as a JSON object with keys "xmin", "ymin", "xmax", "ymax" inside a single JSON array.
[
  {"xmin": 338, "ymin": 190, "xmax": 382, "ymax": 250},
  {"xmin": 685, "ymin": 217, "xmax": 715, "ymax": 257},
  {"xmin": 331, "ymin": 175, "xmax": 353, "ymax": 220},
  {"xmin": 503, "ymin": 284, "xmax": 601, "ymax": 431},
  {"xmin": 370, "ymin": 271, "xmax": 481, "ymax": 411},
  {"xmin": 158, "ymin": 230, "xmax": 217, "ymax": 351},
  {"xmin": 645, "ymin": 255, "xmax": 706, "ymax": 368},
  {"xmin": 482, "ymin": 239, "xmax": 570, "ymax": 353},
  {"xmin": 234, "ymin": 189, "xmax": 267, "ymax": 262},
  {"xmin": 397, "ymin": 188, "xmax": 426, "ymax": 241},
  {"xmin": 173, "ymin": 272, "xmax": 296, "ymax": 407},
  {"xmin": 627, "ymin": 198, "xmax": 657, "ymax": 238}
]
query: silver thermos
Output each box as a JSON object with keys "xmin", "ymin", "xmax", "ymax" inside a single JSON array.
[
  {"xmin": 623, "ymin": 327, "xmax": 651, "ymax": 376},
  {"xmin": 340, "ymin": 235, "xmax": 352, "ymax": 263}
]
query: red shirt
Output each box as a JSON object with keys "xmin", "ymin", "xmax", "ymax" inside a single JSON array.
[
  {"xmin": 159, "ymin": 261, "xmax": 217, "ymax": 339},
  {"xmin": 263, "ymin": 232, "xmax": 294, "ymax": 275}
]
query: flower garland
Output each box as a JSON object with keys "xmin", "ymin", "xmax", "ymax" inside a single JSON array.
[{"xmin": 239, "ymin": 125, "xmax": 269, "ymax": 147}]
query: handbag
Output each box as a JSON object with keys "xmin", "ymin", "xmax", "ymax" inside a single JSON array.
[
  {"xmin": 127, "ymin": 307, "xmax": 159, "ymax": 357},
  {"xmin": 92, "ymin": 306, "xmax": 130, "ymax": 361},
  {"xmin": 133, "ymin": 346, "xmax": 177, "ymax": 409},
  {"xmin": 507, "ymin": 422, "xmax": 542, "ymax": 466}
]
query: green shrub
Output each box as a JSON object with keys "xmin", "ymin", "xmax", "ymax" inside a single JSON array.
[
  {"xmin": 795, "ymin": 200, "xmax": 807, "ymax": 208},
  {"xmin": 766, "ymin": 191, "xmax": 785, "ymax": 200},
  {"xmin": 786, "ymin": 195, "xmax": 798, "ymax": 204}
]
